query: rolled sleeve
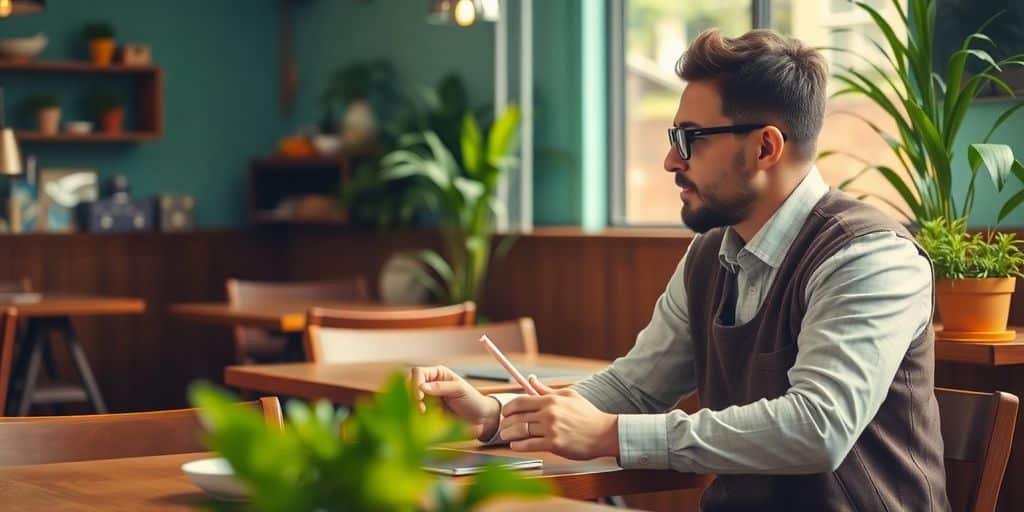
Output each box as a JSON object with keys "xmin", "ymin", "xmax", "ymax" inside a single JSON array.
[{"xmin": 617, "ymin": 413, "xmax": 671, "ymax": 469}]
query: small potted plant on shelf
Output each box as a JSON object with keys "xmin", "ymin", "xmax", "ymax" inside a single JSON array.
[
  {"xmin": 917, "ymin": 218, "xmax": 1024, "ymax": 341},
  {"xmin": 23, "ymin": 93, "xmax": 60, "ymax": 135},
  {"xmin": 82, "ymin": 21, "xmax": 116, "ymax": 66},
  {"xmin": 88, "ymin": 88, "xmax": 123, "ymax": 134}
]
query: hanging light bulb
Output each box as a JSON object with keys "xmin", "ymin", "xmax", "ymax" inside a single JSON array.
[
  {"xmin": 453, "ymin": 0, "xmax": 476, "ymax": 27},
  {"xmin": 0, "ymin": 0, "xmax": 12, "ymax": 17}
]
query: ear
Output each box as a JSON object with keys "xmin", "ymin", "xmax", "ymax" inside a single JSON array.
[{"xmin": 755, "ymin": 125, "xmax": 786, "ymax": 169}]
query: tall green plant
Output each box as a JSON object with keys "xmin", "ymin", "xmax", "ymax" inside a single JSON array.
[
  {"xmin": 379, "ymin": 106, "xmax": 521, "ymax": 306},
  {"xmin": 190, "ymin": 374, "xmax": 550, "ymax": 511},
  {"xmin": 825, "ymin": 0, "xmax": 1024, "ymax": 225}
]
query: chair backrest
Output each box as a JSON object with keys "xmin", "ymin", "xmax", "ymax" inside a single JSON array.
[
  {"xmin": 0, "ymin": 308, "xmax": 17, "ymax": 415},
  {"xmin": 937, "ymin": 387, "xmax": 1019, "ymax": 512},
  {"xmin": 306, "ymin": 301, "xmax": 476, "ymax": 330},
  {"xmin": 305, "ymin": 317, "xmax": 538, "ymax": 364},
  {"xmin": 0, "ymin": 277, "xmax": 31, "ymax": 293},
  {"xmin": 0, "ymin": 396, "xmax": 283, "ymax": 466},
  {"xmin": 226, "ymin": 277, "xmax": 370, "ymax": 364}
]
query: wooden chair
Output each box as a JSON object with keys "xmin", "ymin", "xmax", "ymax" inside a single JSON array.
[
  {"xmin": 226, "ymin": 277, "xmax": 370, "ymax": 364},
  {"xmin": 0, "ymin": 396, "xmax": 283, "ymax": 466},
  {"xmin": 306, "ymin": 301, "xmax": 476, "ymax": 330},
  {"xmin": 937, "ymin": 387, "xmax": 1019, "ymax": 512},
  {"xmin": 305, "ymin": 317, "xmax": 537, "ymax": 364}
]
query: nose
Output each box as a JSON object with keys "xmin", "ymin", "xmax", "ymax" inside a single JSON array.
[{"xmin": 664, "ymin": 146, "xmax": 688, "ymax": 174}]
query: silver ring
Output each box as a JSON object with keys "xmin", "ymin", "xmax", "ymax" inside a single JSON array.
[{"xmin": 526, "ymin": 421, "xmax": 532, "ymax": 437}]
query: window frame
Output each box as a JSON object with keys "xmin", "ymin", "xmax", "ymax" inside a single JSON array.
[{"xmin": 608, "ymin": 0, "xmax": 773, "ymax": 227}]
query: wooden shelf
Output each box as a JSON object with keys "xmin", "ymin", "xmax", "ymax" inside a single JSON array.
[
  {"xmin": 251, "ymin": 156, "xmax": 348, "ymax": 168},
  {"xmin": 251, "ymin": 212, "xmax": 348, "ymax": 226},
  {"xmin": 0, "ymin": 60, "xmax": 163, "ymax": 142},
  {"xmin": 0, "ymin": 60, "xmax": 158, "ymax": 74},
  {"xmin": 935, "ymin": 329, "xmax": 1024, "ymax": 366},
  {"xmin": 16, "ymin": 131, "xmax": 160, "ymax": 143}
]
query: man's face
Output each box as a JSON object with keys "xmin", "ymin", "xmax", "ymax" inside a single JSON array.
[{"xmin": 664, "ymin": 81, "xmax": 759, "ymax": 233}]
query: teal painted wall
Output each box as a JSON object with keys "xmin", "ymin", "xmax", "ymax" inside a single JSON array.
[
  {"xmin": 287, "ymin": 0, "xmax": 495, "ymax": 136},
  {"xmin": 953, "ymin": 100, "xmax": 1024, "ymax": 228},
  {"xmin": 0, "ymin": 0, "xmax": 281, "ymax": 227},
  {"xmin": 0, "ymin": 0, "xmax": 496, "ymax": 228}
]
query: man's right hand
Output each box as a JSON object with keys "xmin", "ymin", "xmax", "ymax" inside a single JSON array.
[{"xmin": 409, "ymin": 365, "xmax": 501, "ymax": 441}]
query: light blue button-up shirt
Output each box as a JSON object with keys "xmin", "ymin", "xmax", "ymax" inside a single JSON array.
[
  {"xmin": 488, "ymin": 166, "xmax": 933, "ymax": 475},
  {"xmin": 572, "ymin": 166, "xmax": 934, "ymax": 474}
]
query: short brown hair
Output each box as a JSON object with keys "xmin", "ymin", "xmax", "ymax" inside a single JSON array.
[{"xmin": 676, "ymin": 29, "xmax": 828, "ymax": 161}]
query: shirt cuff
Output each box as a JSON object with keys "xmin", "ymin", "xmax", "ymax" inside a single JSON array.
[
  {"xmin": 479, "ymin": 393, "xmax": 520, "ymax": 446},
  {"xmin": 617, "ymin": 414, "xmax": 670, "ymax": 469}
]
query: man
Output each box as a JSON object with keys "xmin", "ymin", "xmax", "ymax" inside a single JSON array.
[{"xmin": 412, "ymin": 29, "xmax": 950, "ymax": 511}]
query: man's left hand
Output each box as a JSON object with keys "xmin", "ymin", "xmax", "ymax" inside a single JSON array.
[{"xmin": 499, "ymin": 376, "xmax": 620, "ymax": 460}]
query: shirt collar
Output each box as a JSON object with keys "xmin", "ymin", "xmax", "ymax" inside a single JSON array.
[{"xmin": 718, "ymin": 165, "xmax": 829, "ymax": 271}]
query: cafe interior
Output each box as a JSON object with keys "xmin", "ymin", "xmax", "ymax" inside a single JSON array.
[{"xmin": 0, "ymin": 0, "xmax": 1023, "ymax": 511}]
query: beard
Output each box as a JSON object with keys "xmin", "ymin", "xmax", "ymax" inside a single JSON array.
[{"xmin": 679, "ymin": 150, "xmax": 757, "ymax": 233}]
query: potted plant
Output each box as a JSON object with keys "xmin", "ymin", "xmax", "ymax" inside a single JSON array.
[
  {"xmin": 23, "ymin": 93, "xmax": 60, "ymax": 135},
  {"xmin": 917, "ymin": 218, "xmax": 1023, "ymax": 339},
  {"xmin": 82, "ymin": 21, "xmax": 115, "ymax": 66},
  {"xmin": 190, "ymin": 374, "xmax": 550, "ymax": 511},
  {"xmin": 827, "ymin": 0, "xmax": 1024, "ymax": 337},
  {"xmin": 379, "ymin": 105, "xmax": 521, "ymax": 309},
  {"xmin": 88, "ymin": 88, "xmax": 124, "ymax": 134}
]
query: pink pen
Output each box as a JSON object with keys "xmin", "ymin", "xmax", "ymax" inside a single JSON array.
[{"xmin": 478, "ymin": 334, "xmax": 540, "ymax": 396}]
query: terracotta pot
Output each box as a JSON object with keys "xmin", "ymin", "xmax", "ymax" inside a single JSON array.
[
  {"xmin": 101, "ymin": 108, "xmax": 124, "ymax": 133},
  {"xmin": 36, "ymin": 107, "xmax": 60, "ymax": 135},
  {"xmin": 935, "ymin": 277, "xmax": 1016, "ymax": 334},
  {"xmin": 88, "ymin": 38, "xmax": 116, "ymax": 66}
]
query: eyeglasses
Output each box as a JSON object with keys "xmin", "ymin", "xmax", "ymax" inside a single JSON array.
[{"xmin": 667, "ymin": 123, "xmax": 786, "ymax": 160}]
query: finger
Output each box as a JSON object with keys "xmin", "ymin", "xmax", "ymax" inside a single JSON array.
[
  {"xmin": 510, "ymin": 437, "xmax": 550, "ymax": 453},
  {"xmin": 529, "ymin": 375, "xmax": 555, "ymax": 395},
  {"xmin": 499, "ymin": 411, "xmax": 546, "ymax": 430},
  {"xmin": 409, "ymin": 367, "xmax": 426, "ymax": 401},
  {"xmin": 500, "ymin": 418, "xmax": 548, "ymax": 442},
  {"xmin": 501, "ymin": 396, "xmax": 546, "ymax": 416},
  {"xmin": 419, "ymin": 380, "xmax": 469, "ymax": 398}
]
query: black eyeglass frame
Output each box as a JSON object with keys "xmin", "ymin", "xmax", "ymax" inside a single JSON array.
[{"xmin": 667, "ymin": 123, "xmax": 787, "ymax": 160}]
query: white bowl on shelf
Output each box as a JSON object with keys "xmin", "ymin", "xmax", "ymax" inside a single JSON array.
[
  {"xmin": 64, "ymin": 121, "xmax": 93, "ymax": 134},
  {"xmin": 0, "ymin": 33, "xmax": 47, "ymax": 61},
  {"xmin": 181, "ymin": 457, "xmax": 249, "ymax": 502}
]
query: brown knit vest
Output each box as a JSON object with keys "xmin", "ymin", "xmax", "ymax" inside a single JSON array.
[{"xmin": 683, "ymin": 189, "xmax": 949, "ymax": 511}]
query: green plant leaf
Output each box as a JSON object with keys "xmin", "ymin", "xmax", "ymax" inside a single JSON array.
[
  {"xmin": 998, "ymin": 187, "xmax": 1024, "ymax": 224},
  {"xmin": 461, "ymin": 114, "xmax": 483, "ymax": 178},
  {"xmin": 486, "ymin": 105, "xmax": 521, "ymax": 168},
  {"xmin": 968, "ymin": 143, "xmax": 1015, "ymax": 192},
  {"xmin": 983, "ymin": 102, "xmax": 1024, "ymax": 143}
]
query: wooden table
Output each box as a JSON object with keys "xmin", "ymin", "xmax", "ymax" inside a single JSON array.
[
  {"xmin": 0, "ymin": 451, "xmax": 675, "ymax": 510},
  {"xmin": 225, "ymin": 353, "xmax": 610, "ymax": 406},
  {"xmin": 168, "ymin": 301, "xmax": 421, "ymax": 333},
  {"xmin": 935, "ymin": 329, "xmax": 1024, "ymax": 366},
  {"xmin": 1, "ymin": 294, "xmax": 146, "ymax": 416}
]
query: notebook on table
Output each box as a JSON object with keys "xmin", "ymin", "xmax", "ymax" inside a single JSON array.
[
  {"xmin": 448, "ymin": 363, "xmax": 592, "ymax": 383},
  {"xmin": 422, "ymin": 448, "xmax": 543, "ymax": 476}
]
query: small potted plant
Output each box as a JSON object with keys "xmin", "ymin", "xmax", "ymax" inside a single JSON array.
[
  {"xmin": 88, "ymin": 88, "xmax": 124, "ymax": 134},
  {"xmin": 82, "ymin": 21, "xmax": 115, "ymax": 66},
  {"xmin": 917, "ymin": 218, "xmax": 1024, "ymax": 341},
  {"xmin": 23, "ymin": 93, "xmax": 60, "ymax": 135}
]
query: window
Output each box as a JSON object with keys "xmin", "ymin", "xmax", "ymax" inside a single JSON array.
[{"xmin": 614, "ymin": 0, "xmax": 909, "ymax": 226}]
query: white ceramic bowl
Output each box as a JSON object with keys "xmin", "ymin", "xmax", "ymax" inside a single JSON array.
[
  {"xmin": 0, "ymin": 34, "xmax": 47, "ymax": 61},
  {"xmin": 181, "ymin": 457, "xmax": 249, "ymax": 501},
  {"xmin": 64, "ymin": 121, "xmax": 93, "ymax": 134}
]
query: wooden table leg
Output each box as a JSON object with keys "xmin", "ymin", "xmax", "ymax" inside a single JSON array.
[{"xmin": 55, "ymin": 317, "xmax": 108, "ymax": 414}]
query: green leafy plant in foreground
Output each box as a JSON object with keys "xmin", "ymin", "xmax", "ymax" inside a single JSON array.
[
  {"xmin": 916, "ymin": 217, "xmax": 1024, "ymax": 279},
  {"xmin": 190, "ymin": 374, "xmax": 550, "ymax": 511}
]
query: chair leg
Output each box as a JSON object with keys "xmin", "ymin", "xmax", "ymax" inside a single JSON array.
[{"xmin": 600, "ymin": 496, "xmax": 628, "ymax": 507}]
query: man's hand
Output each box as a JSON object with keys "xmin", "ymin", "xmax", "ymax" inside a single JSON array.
[
  {"xmin": 409, "ymin": 365, "xmax": 501, "ymax": 440},
  {"xmin": 499, "ymin": 376, "xmax": 620, "ymax": 460}
]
